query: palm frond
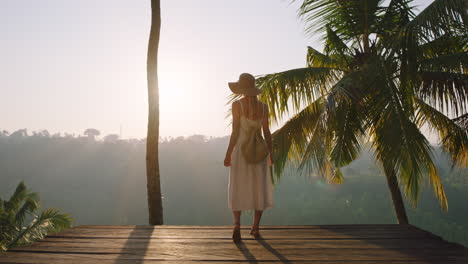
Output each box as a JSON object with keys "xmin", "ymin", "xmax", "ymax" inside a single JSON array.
[
  {"xmin": 324, "ymin": 25, "xmax": 351, "ymax": 56},
  {"xmin": 299, "ymin": 0, "xmax": 385, "ymax": 41},
  {"xmin": 307, "ymin": 46, "xmax": 346, "ymax": 70},
  {"xmin": 4, "ymin": 181, "xmax": 28, "ymax": 214},
  {"xmin": 2, "ymin": 182, "xmax": 73, "ymax": 251},
  {"xmin": 416, "ymin": 98, "xmax": 468, "ymax": 168},
  {"xmin": 328, "ymin": 68, "xmax": 370, "ymax": 102},
  {"xmin": 402, "ymin": 0, "xmax": 467, "ymax": 44},
  {"xmin": 418, "ymin": 33, "xmax": 468, "ymax": 58},
  {"xmin": 298, "ymin": 0, "xmax": 345, "ymax": 36},
  {"xmin": 394, "ymin": 0, "xmax": 467, "ymax": 81},
  {"xmin": 14, "ymin": 194, "xmax": 39, "ymax": 229},
  {"xmin": 453, "ymin": 113, "xmax": 468, "ymax": 130},
  {"xmin": 298, "ymin": 110, "xmax": 331, "ymax": 175},
  {"xmin": 315, "ymin": 160, "xmax": 344, "ymax": 184},
  {"xmin": 427, "ymin": 162, "xmax": 448, "ymax": 210},
  {"xmin": 370, "ymin": 80, "xmax": 447, "ymax": 209},
  {"xmin": 271, "ymin": 96, "xmax": 326, "ymax": 178},
  {"xmin": 419, "ymin": 52, "xmax": 468, "ymax": 73},
  {"xmin": 329, "ymin": 99, "xmax": 365, "ymax": 167},
  {"xmin": 330, "ymin": 167, "xmax": 345, "ymax": 184},
  {"xmin": 8, "ymin": 209, "xmax": 72, "ymax": 248},
  {"xmin": 297, "ymin": 117, "xmax": 343, "ymax": 184},
  {"xmin": 256, "ymin": 67, "xmax": 341, "ymax": 122},
  {"xmin": 377, "ymin": 0, "xmax": 414, "ymax": 35},
  {"xmin": 418, "ymin": 71, "xmax": 468, "ymax": 116}
]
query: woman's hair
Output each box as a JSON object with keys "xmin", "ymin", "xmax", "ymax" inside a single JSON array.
[{"xmin": 244, "ymin": 95, "xmax": 259, "ymax": 119}]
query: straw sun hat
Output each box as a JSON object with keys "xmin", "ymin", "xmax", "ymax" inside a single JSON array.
[{"xmin": 228, "ymin": 73, "xmax": 261, "ymax": 96}]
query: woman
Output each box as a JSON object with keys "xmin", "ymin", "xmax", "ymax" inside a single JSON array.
[{"xmin": 224, "ymin": 73, "xmax": 274, "ymax": 243}]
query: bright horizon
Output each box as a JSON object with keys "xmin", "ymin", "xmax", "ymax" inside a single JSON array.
[{"xmin": 1, "ymin": 0, "xmax": 433, "ymax": 139}]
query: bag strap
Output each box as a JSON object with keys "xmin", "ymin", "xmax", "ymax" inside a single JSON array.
[{"xmin": 261, "ymin": 103, "xmax": 264, "ymax": 120}]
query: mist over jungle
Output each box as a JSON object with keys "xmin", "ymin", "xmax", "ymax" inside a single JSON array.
[{"xmin": 0, "ymin": 129, "xmax": 467, "ymax": 246}]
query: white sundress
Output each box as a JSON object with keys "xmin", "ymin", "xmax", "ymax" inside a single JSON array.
[{"xmin": 228, "ymin": 100, "xmax": 274, "ymax": 211}]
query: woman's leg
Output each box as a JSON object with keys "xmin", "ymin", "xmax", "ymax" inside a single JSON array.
[
  {"xmin": 253, "ymin": 210, "xmax": 263, "ymax": 226},
  {"xmin": 233, "ymin": 210, "xmax": 241, "ymax": 226},
  {"xmin": 232, "ymin": 210, "xmax": 241, "ymax": 242},
  {"xmin": 251, "ymin": 210, "xmax": 263, "ymax": 237}
]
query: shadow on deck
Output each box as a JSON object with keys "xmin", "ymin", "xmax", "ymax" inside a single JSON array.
[{"xmin": 1, "ymin": 225, "xmax": 467, "ymax": 263}]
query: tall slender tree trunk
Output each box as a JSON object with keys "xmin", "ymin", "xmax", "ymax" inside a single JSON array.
[
  {"xmin": 383, "ymin": 166, "xmax": 409, "ymax": 224},
  {"xmin": 363, "ymin": 33, "xmax": 369, "ymax": 53},
  {"xmin": 146, "ymin": 0, "xmax": 163, "ymax": 225},
  {"xmin": 363, "ymin": 0, "xmax": 369, "ymax": 54}
]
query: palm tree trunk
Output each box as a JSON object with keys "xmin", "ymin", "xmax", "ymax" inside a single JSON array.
[
  {"xmin": 146, "ymin": 0, "xmax": 163, "ymax": 225},
  {"xmin": 363, "ymin": 33, "xmax": 369, "ymax": 53},
  {"xmin": 362, "ymin": 0, "xmax": 369, "ymax": 53},
  {"xmin": 383, "ymin": 166, "xmax": 409, "ymax": 224}
]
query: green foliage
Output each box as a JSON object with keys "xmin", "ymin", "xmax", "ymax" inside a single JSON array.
[
  {"xmin": 256, "ymin": 0, "xmax": 467, "ymax": 209},
  {"xmin": 0, "ymin": 181, "xmax": 72, "ymax": 251},
  {"xmin": 0, "ymin": 134, "xmax": 467, "ymax": 246}
]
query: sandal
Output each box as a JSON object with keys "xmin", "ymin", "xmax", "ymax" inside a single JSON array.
[
  {"xmin": 250, "ymin": 225, "xmax": 260, "ymax": 239},
  {"xmin": 232, "ymin": 224, "xmax": 241, "ymax": 243}
]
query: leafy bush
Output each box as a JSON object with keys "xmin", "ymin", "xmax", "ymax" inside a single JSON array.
[{"xmin": 0, "ymin": 181, "xmax": 72, "ymax": 251}]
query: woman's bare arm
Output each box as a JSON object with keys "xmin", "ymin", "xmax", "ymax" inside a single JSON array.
[
  {"xmin": 224, "ymin": 101, "xmax": 241, "ymax": 167},
  {"xmin": 262, "ymin": 104, "xmax": 272, "ymax": 155}
]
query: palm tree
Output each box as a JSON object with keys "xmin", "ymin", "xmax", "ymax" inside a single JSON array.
[
  {"xmin": 257, "ymin": 0, "xmax": 467, "ymax": 224},
  {"xmin": 0, "ymin": 182, "xmax": 72, "ymax": 251},
  {"xmin": 146, "ymin": 0, "xmax": 163, "ymax": 225}
]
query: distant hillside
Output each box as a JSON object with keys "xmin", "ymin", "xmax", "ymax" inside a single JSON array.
[{"xmin": 0, "ymin": 129, "xmax": 467, "ymax": 246}]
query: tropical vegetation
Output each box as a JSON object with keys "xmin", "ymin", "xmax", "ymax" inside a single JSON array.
[
  {"xmin": 256, "ymin": 0, "xmax": 467, "ymax": 224},
  {"xmin": 1, "ymin": 132, "xmax": 467, "ymax": 246},
  {"xmin": 0, "ymin": 181, "xmax": 72, "ymax": 251}
]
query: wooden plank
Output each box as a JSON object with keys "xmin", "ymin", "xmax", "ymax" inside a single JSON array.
[
  {"xmin": 1, "ymin": 252, "xmax": 467, "ymax": 264},
  {"xmin": 68, "ymin": 227, "xmax": 422, "ymax": 234},
  {"xmin": 47, "ymin": 230, "xmax": 438, "ymax": 240},
  {"xmin": 0, "ymin": 225, "xmax": 466, "ymax": 264},
  {"xmin": 75, "ymin": 224, "xmax": 416, "ymax": 229},
  {"xmin": 62, "ymin": 225, "xmax": 440, "ymax": 240},
  {"xmin": 32, "ymin": 237, "xmax": 458, "ymax": 249},
  {"xmin": 8, "ymin": 244, "xmax": 468, "ymax": 261},
  {"xmin": 9, "ymin": 246, "xmax": 467, "ymax": 260},
  {"xmin": 62, "ymin": 225, "xmax": 427, "ymax": 231},
  {"xmin": 50, "ymin": 226, "xmax": 433, "ymax": 234},
  {"xmin": 12, "ymin": 241, "xmax": 462, "ymax": 252},
  {"xmin": 1, "ymin": 249, "xmax": 467, "ymax": 262},
  {"xmin": 66, "ymin": 227, "xmax": 422, "ymax": 237}
]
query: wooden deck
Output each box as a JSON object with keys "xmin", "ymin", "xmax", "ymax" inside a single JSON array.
[{"xmin": 1, "ymin": 225, "xmax": 467, "ymax": 263}]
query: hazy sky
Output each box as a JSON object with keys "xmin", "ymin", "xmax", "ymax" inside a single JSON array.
[{"xmin": 1, "ymin": 0, "xmax": 433, "ymax": 139}]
